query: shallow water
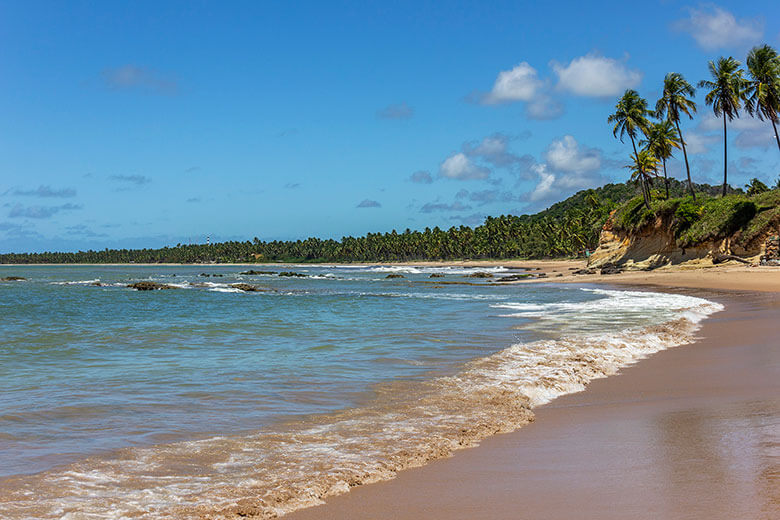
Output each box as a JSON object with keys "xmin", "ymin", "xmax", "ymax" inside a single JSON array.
[{"xmin": 0, "ymin": 265, "xmax": 722, "ymax": 519}]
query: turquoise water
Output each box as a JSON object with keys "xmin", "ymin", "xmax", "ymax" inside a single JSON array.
[{"xmin": 0, "ymin": 265, "xmax": 722, "ymax": 519}]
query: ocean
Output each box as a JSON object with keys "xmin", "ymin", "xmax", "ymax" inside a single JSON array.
[{"xmin": 0, "ymin": 265, "xmax": 722, "ymax": 518}]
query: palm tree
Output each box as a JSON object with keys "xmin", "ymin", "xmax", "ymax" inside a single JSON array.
[
  {"xmin": 625, "ymin": 149, "xmax": 659, "ymax": 208},
  {"xmin": 655, "ymin": 73, "xmax": 697, "ymax": 200},
  {"xmin": 641, "ymin": 120, "xmax": 680, "ymax": 200},
  {"xmin": 608, "ymin": 89, "xmax": 652, "ymax": 207},
  {"xmin": 744, "ymin": 44, "xmax": 780, "ymax": 151},
  {"xmin": 699, "ymin": 57, "xmax": 746, "ymax": 196}
]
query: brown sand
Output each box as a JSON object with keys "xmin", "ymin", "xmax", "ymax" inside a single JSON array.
[{"xmin": 288, "ymin": 286, "xmax": 779, "ymax": 520}]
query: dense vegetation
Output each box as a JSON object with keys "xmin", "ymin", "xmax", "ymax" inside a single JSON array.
[
  {"xmin": 612, "ymin": 182, "xmax": 780, "ymax": 249},
  {"xmin": 0, "ymin": 180, "xmax": 742, "ymax": 264}
]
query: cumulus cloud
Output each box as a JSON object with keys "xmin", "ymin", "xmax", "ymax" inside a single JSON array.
[
  {"xmin": 528, "ymin": 164, "xmax": 558, "ymax": 202},
  {"xmin": 463, "ymin": 133, "xmax": 532, "ymax": 168},
  {"xmin": 526, "ymin": 94, "xmax": 565, "ymax": 120},
  {"xmin": 551, "ymin": 53, "xmax": 642, "ymax": 97},
  {"xmin": 483, "ymin": 62, "xmax": 543, "ymax": 104},
  {"xmin": 356, "ymin": 199, "xmax": 381, "ymax": 208},
  {"xmin": 409, "ymin": 170, "xmax": 433, "ymax": 184},
  {"xmin": 377, "ymin": 102, "xmax": 414, "ymax": 120},
  {"xmin": 420, "ymin": 201, "xmax": 472, "ymax": 213},
  {"xmin": 544, "ymin": 135, "xmax": 602, "ymax": 174},
  {"xmin": 9, "ymin": 203, "xmax": 81, "ymax": 219},
  {"xmin": 102, "ymin": 65, "xmax": 178, "ymax": 94},
  {"xmin": 674, "ymin": 5, "xmax": 763, "ymax": 50},
  {"xmin": 12, "ymin": 185, "xmax": 76, "ymax": 198},
  {"xmin": 439, "ymin": 152, "xmax": 490, "ymax": 180},
  {"xmin": 109, "ymin": 174, "xmax": 152, "ymax": 185},
  {"xmin": 684, "ymin": 131, "xmax": 720, "ymax": 154}
]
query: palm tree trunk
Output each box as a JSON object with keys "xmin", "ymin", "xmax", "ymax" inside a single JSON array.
[
  {"xmin": 630, "ymin": 136, "xmax": 650, "ymax": 209},
  {"xmin": 675, "ymin": 119, "xmax": 696, "ymax": 201},
  {"xmin": 662, "ymin": 158, "xmax": 669, "ymax": 199},
  {"xmin": 772, "ymin": 119, "xmax": 780, "ymax": 151},
  {"xmin": 722, "ymin": 115, "xmax": 728, "ymax": 197}
]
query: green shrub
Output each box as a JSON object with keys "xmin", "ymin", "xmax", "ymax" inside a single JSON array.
[{"xmin": 678, "ymin": 196, "xmax": 756, "ymax": 246}]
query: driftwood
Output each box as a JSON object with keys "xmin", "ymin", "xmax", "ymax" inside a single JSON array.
[{"xmin": 712, "ymin": 254, "xmax": 751, "ymax": 265}]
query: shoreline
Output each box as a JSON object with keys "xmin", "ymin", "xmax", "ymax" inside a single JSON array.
[{"xmin": 286, "ymin": 281, "xmax": 780, "ymax": 520}]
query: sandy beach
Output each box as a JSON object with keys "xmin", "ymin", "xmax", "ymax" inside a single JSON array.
[{"xmin": 287, "ymin": 268, "xmax": 780, "ymax": 520}]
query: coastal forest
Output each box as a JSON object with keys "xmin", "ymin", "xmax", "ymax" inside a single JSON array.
[
  {"xmin": 3, "ymin": 44, "xmax": 779, "ymax": 265},
  {"xmin": 3, "ymin": 179, "xmax": 774, "ymax": 264}
]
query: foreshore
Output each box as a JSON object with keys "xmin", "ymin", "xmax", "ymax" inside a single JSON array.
[{"xmin": 286, "ymin": 270, "xmax": 780, "ymax": 520}]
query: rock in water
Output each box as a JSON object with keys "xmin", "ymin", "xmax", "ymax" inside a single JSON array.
[
  {"xmin": 1, "ymin": 276, "xmax": 26, "ymax": 281},
  {"xmin": 385, "ymin": 274, "xmax": 405, "ymax": 279},
  {"xmin": 231, "ymin": 283, "xmax": 261, "ymax": 292},
  {"xmin": 127, "ymin": 281, "xmax": 177, "ymax": 291}
]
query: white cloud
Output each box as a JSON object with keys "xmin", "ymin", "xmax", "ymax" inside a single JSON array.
[
  {"xmin": 544, "ymin": 135, "xmax": 601, "ymax": 173},
  {"xmin": 526, "ymin": 94, "xmax": 564, "ymax": 120},
  {"xmin": 734, "ymin": 127, "xmax": 777, "ymax": 149},
  {"xmin": 674, "ymin": 5, "xmax": 763, "ymax": 50},
  {"xmin": 684, "ymin": 131, "xmax": 719, "ymax": 154},
  {"xmin": 529, "ymin": 164, "xmax": 557, "ymax": 202},
  {"xmin": 439, "ymin": 152, "xmax": 490, "ymax": 180},
  {"xmin": 483, "ymin": 62, "xmax": 543, "ymax": 104},
  {"xmin": 698, "ymin": 113, "xmax": 764, "ymax": 132},
  {"xmin": 551, "ymin": 53, "xmax": 642, "ymax": 97}
]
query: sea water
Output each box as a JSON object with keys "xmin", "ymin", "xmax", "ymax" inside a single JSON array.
[{"xmin": 0, "ymin": 265, "xmax": 722, "ymax": 518}]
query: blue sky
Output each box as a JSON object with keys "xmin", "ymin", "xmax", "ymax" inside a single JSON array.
[{"xmin": 1, "ymin": 1, "xmax": 779, "ymax": 252}]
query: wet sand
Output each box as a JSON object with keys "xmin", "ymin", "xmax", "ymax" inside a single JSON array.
[{"xmin": 288, "ymin": 287, "xmax": 779, "ymax": 520}]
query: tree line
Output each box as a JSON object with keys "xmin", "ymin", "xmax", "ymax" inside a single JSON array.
[
  {"xmin": 1, "ymin": 180, "xmax": 738, "ymax": 264},
  {"xmin": 609, "ymin": 44, "xmax": 780, "ymax": 209}
]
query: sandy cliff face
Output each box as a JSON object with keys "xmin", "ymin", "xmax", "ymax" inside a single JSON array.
[{"xmin": 587, "ymin": 214, "xmax": 768, "ymax": 270}]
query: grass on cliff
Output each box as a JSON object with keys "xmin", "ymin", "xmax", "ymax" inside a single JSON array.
[{"xmin": 611, "ymin": 188, "xmax": 779, "ymax": 247}]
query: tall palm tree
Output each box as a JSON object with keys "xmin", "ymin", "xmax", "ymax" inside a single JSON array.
[
  {"xmin": 744, "ymin": 44, "xmax": 780, "ymax": 151},
  {"xmin": 641, "ymin": 120, "xmax": 680, "ymax": 200},
  {"xmin": 699, "ymin": 57, "xmax": 746, "ymax": 196},
  {"xmin": 608, "ymin": 89, "xmax": 652, "ymax": 207},
  {"xmin": 655, "ymin": 73, "xmax": 697, "ymax": 200},
  {"xmin": 625, "ymin": 149, "xmax": 660, "ymax": 208}
]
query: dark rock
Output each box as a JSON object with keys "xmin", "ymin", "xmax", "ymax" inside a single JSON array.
[
  {"xmin": 494, "ymin": 274, "xmax": 532, "ymax": 282},
  {"xmin": 429, "ymin": 273, "xmax": 446, "ymax": 278},
  {"xmin": 572, "ymin": 268, "xmax": 597, "ymax": 275},
  {"xmin": 199, "ymin": 273, "xmax": 211, "ymax": 277},
  {"xmin": 231, "ymin": 283, "xmax": 261, "ymax": 292},
  {"xmin": 278, "ymin": 271, "xmax": 307, "ymax": 277},
  {"xmin": 91, "ymin": 281, "xmax": 103, "ymax": 286},
  {"xmin": 127, "ymin": 281, "xmax": 177, "ymax": 291},
  {"xmin": 465, "ymin": 272, "xmax": 493, "ymax": 278},
  {"xmin": 212, "ymin": 274, "xmax": 224, "ymax": 277},
  {"xmin": 536, "ymin": 272, "xmax": 548, "ymax": 278},
  {"xmin": 1, "ymin": 276, "xmax": 26, "ymax": 281},
  {"xmin": 385, "ymin": 274, "xmax": 405, "ymax": 279},
  {"xmin": 599, "ymin": 263, "xmax": 622, "ymax": 275},
  {"xmin": 240, "ymin": 270, "xmax": 276, "ymax": 275}
]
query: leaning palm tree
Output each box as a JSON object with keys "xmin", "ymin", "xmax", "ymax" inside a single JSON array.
[
  {"xmin": 608, "ymin": 89, "xmax": 651, "ymax": 207},
  {"xmin": 625, "ymin": 149, "xmax": 659, "ymax": 208},
  {"xmin": 641, "ymin": 120, "xmax": 680, "ymax": 200},
  {"xmin": 744, "ymin": 44, "xmax": 780, "ymax": 151},
  {"xmin": 699, "ymin": 57, "xmax": 746, "ymax": 196},
  {"xmin": 655, "ymin": 73, "xmax": 697, "ymax": 200}
]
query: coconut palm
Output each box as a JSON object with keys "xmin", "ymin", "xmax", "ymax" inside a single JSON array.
[
  {"xmin": 641, "ymin": 120, "xmax": 680, "ymax": 200},
  {"xmin": 655, "ymin": 73, "xmax": 697, "ymax": 200},
  {"xmin": 744, "ymin": 44, "xmax": 780, "ymax": 151},
  {"xmin": 608, "ymin": 89, "xmax": 652, "ymax": 207},
  {"xmin": 625, "ymin": 149, "xmax": 659, "ymax": 209},
  {"xmin": 699, "ymin": 57, "xmax": 746, "ymax": 196}
]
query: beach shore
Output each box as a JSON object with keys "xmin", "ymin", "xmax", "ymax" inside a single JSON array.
[{"xmin": 287, "ymin": 274, "xmax": 780, "ymax": 520}]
